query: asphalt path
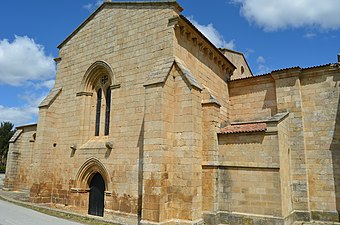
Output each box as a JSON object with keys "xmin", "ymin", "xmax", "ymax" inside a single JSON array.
[{"xmin": 0, "ymin": 198, "xmax": 84, "ymax": 225}]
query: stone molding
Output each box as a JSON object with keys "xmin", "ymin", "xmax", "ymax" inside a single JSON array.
[
  {"xmin": 144, "ymin": 57, "xmax": 203, "ymax": 91},
  {"xmin": 76, "ymin": 91, "xmax": 93, "ymax": 97},
  {"xmin": 170, "ymin": 15, "xmax": 236, "ymax": 76},
  {"xmin": 74, "ymin": 157, "xmax": 111, "ymax": 191},
  {"xmin": 39, "ymin": 87, "xmax": 62, "ymax": 108},
  {"xmin": 110, "ymin": 84, "xmax": 121, "ymax": 89},
  {"xmin": 80, "ymin": 60, "xmax": 116, "ymax": 92},
  {"xmin": 9, "ymin": 130, "xmax": 23, "ymax": 143}
]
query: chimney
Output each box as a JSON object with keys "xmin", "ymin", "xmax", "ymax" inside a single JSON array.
[{"xmin": 338, "ymin": 54, "xmax": 340, "ymax": 64}]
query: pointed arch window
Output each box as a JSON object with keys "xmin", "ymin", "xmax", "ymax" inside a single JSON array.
[
  {"xmin": 104, "ymin": 87, "xmax": 111, "ymax": 135},
  {"xmin": 78, "ymin": 61, "xmax": 118, "ymax": 138},
  {"xmin": 94, "ymin": 75, "xmax": 112, "ymax": 137},
  {"xmin": 95, "ymin": 88, "xmax": 102, "ymax": 136}
]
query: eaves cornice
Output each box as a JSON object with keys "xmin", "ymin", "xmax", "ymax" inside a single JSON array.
[{"xmin": 170, "ymin": 15, "xmax": 236, "ymax": 77}]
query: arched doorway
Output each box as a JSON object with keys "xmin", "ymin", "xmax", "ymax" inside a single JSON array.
[{"xmin": 88, "ymin": 172, "xmax": 105, "ymax": 217}]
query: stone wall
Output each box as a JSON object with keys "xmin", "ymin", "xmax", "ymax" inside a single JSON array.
[
  {"xmin": 218, "ymin": 132, "xmax": 282, "ymax": 217},
  {"xmin": 229, "ymin": 75, "xmax": 277, "ymax": 123},
  {"xmin": 220, "ymin": 48, "xmax": 253, "ymax": 80},
  {"xmin": 30, "ymin": 2, "xmax": 182, "ymax": 224},
  {"xmin": 220, "ymin": 64, "xmax": 340, "ymax": 224},
  {"xmin": 174, "ymin": 17, "xmax": 233, "ymax": 123},
  {"xmin": 300, "ymin": 67, "xmax": 340, "ymax": 220},
  {"xmin": 218, "ymin": 133, "xmax": 279, "ymax": 168},
  {"xmin": 4, "ymin": 124, "xmax": 36, "ymax": 191},
  {"xmin": 219, "ymin": 166, "xmax": 281, "ymax": 216}
]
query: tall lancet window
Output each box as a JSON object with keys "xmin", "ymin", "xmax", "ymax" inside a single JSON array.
[
  {"xmin": 94, "ymin": 75, "xmax": 111, "ymax": 136},
  {"xmin": 104, "ymin": 87, "xmax": 111, "ymax": 136},
  {"xmin": 95, "ymin": 88, "xmax": 102, "ymax": 136}
]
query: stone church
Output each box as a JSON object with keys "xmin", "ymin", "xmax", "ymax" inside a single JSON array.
[{"xmin": 4, "ymin": 1, "xmax": 340, "ymax": 224}]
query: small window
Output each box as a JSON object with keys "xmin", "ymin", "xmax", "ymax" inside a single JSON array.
[{"xmin": 241, "ymin": 66, "xmax": 245, "ymax": 74}]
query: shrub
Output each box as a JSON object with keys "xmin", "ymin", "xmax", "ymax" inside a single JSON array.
[{"xmin": 0, "ymin": 165, "xmax": 6, "ymax": 173}]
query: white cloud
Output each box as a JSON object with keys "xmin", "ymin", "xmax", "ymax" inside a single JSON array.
[
  {"xmin": 188, "ymin": 17, "xmax": 235, "ymax": 49},
  {"xmin": 224, "ymin": 40, "xmax": 236, "ymax": 50},
  {"xmin": 0, "ymin": 36, "xmax": 55, "ymax": 86},
  {"xmin": 257, "ymin": 64, "xmax": 271, "ymax": 75},
  {"xmin": 244, "ymin": 48, "xmax": 254, "ymax": 58},
  {"xmin": 20, "ymin": 92, "xmax": 47, "ymax": 109},
  {"xmin": 304, "ymin": 32, "xmax": 317, "ymax": 39},
  {"xmin": 83, "ymin": 3, "xmax": 93, "ymax": 11},
  {"xmin": 231, "ymin": 0, "xmax": 340, "ymax": 31},
  {"xmin": 27, "ymin": 79, "xmax": 55, "ymax": 90},
  {"xmin": 256, "ymin": 56, "xmax": 266, "ymax": 64},
  {"xmin": 0, "ymin": 105, "xmax": 37, "ymax": 126},
  {"xmin": 83, "ymin": 0, "xmax": 104, "ymax": 12},
  {"xmin": 0, "ymin": 91, "xmax": 48, "ymax": 126},
  {"xmin": 255, "ymin": 56, "xmax": 271, "ymax": 75}
]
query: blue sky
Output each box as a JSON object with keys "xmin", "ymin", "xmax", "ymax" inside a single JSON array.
[{"xmin": 0, "ymin": 0, "xmax": 340, "ymax": 126}]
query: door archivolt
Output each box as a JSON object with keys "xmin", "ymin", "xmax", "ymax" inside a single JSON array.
[{"xmin": 74, "ymin": 157, "xmax": 110, "ymax": 191}]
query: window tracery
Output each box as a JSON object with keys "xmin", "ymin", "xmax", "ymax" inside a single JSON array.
[{"xmin": 95, "ymin": 76, "xmax": 111, "ymax": 137}]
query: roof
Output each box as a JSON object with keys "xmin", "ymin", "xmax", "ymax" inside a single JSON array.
[
  {"xmin": 58, "ymin": 0, "xmax": 183, "ymax": 49},
  {"xmin": 16, "ymin": 123, "xmax": 37, "ymax": 129},
  {"xmin": 219, "ymin": 48, "xmax": 244, "ymax": 56},
  {"xmin": 230, "ymin": 63, "xmax": 338, "ymax": 81},
  {"xmin": 39, "ymin": 88, "xmax": 62, "ymax": 108},
  {"xmin": 219, "ymin": 112, "xmax": 289, "ymax": 134},
  {"xmin": 219, "ymin": 123, "xmax": 267, "ymax": 134},
  {"xmin": 9, "ymin": 130, "xmax": 23, "ymax": 143}
]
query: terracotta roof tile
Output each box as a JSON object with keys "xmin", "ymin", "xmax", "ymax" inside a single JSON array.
[
  {"xmin": 219, "ymin": 123, "xmax": 267, "ymax": 134},
  {"xmin": 229, "ymin": 63, "xmax": 337, "ymax": 81}
]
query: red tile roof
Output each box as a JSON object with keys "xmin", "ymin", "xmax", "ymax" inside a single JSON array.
[
  {"xmin": 230, "ymin": 63, "xmax": 338, "ymax": 81},
  {"xmin": 219, "ymin": 123, "xmax": 267, "ymax": 134}
]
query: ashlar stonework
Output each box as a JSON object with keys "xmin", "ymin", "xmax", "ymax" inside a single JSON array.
[{"xmin": 4, "ymin": 1, "xmax": 340, "ymax": 225}]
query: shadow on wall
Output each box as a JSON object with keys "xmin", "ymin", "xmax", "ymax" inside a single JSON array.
[
  {"xmin": 262, "ymin": 85, "xmax": 277, "ymax": 117},
  {"xmin": 218, "ymin": 133, "xmax": 265, "ymax": 145},
  {"xmin": 137, "ymin": 118, "xmax": 144, "ymax": 224},
  {"xmin": 331, "ymin": 87, "xmax": 340, "ymax": 213},
  {"xmin": 228, "ymin": 76, "xmax": 277, "ymax": 122}
]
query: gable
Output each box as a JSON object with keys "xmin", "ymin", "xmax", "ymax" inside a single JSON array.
[{"xmin": 58, "ymin": 1, "xmax": 182, "ymax": 49}]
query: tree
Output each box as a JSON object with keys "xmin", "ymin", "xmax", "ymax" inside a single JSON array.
[{"xmin": 0, "ymin": 121, "xmax": 16, "ymax": 165}]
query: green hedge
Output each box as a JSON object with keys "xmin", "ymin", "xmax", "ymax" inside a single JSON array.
[{"xmin": 0, "ymin": 165, "xmax": 6, "ymax": 173}]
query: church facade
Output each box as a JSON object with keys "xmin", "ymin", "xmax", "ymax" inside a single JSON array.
[{"xmin": 4, "ymin": 1, "xmax": 340, "ymax": 225}]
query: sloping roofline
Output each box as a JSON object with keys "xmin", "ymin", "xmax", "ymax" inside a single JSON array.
[
  {"xmin": 57, "ymin": 0, "xmax": 183, "ymax": 49},
  {"xmin": 229, "ymin": 63, "xmax": 338, "ymax": 81},
  {"xmin": 179, "ymin": 15, "xmax": 236, "ymax": 71},
  {"xmin": 219, "ymin": 48, "xmax": 253, "ymax": 76},
  {"xmin": 16, "ymin": 123, "xmax": 37, "ymax": 129}
]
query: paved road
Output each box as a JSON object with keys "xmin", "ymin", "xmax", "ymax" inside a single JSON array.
[{"xmin": 0, "ymin": 199, "xmax": 84, "ymax": 225}]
